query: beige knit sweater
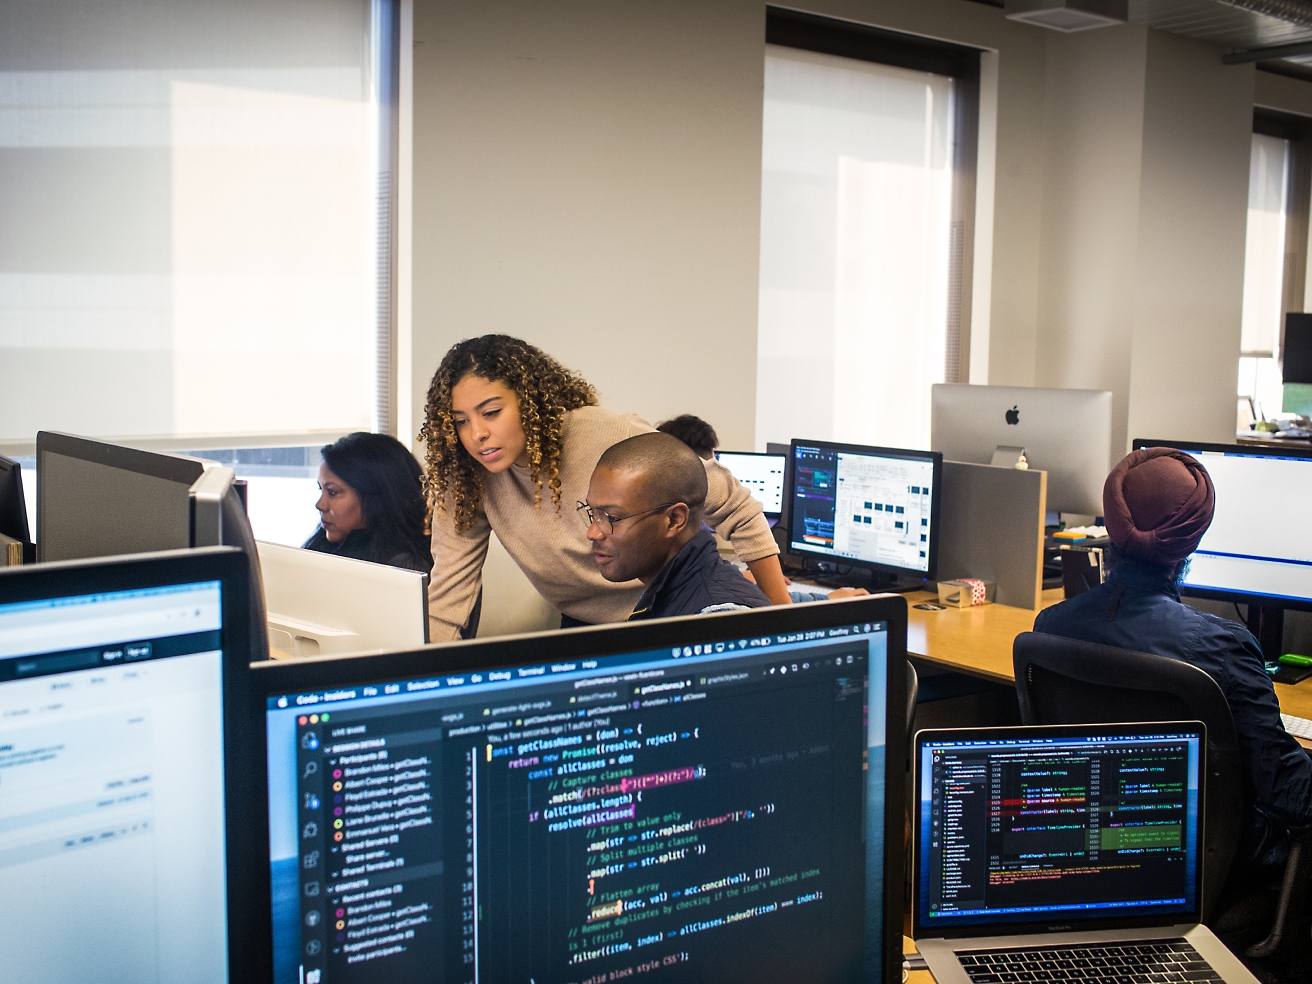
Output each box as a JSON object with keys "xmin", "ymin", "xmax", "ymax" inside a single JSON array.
[{"xmin": 427, "ymin": 406, "xmax": 779, "ymax": 641}]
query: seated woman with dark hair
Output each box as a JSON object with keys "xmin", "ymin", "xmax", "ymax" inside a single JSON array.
[{"xmin": 304, "ymin": 432, "xmax": 433, "ymax": 574}]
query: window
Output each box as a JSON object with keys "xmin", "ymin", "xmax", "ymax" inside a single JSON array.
[
  {"xmin": 0, "ymin": 0, "xmax": 400, "ymax": 451},
  {"xmin": 1238, "ymin": 110, "xmax": 1312, "ymax": 427},
  {"xmin": 1240, "ymin": 132, "xmax": 1290, "ymax": 420},
  {"xmin": 756, "ymin": 10, "xmax": 978, "ymax": 452}
]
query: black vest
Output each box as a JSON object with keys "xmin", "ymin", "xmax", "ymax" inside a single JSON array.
[{"xmin": 629, "ymin": 530, "xmax": 770, "ymax": 620}]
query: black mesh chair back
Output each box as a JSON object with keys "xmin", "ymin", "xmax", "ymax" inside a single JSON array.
[{"xmin": 1013, "ymin": 631, "xmax": 1244, "ymax": 922}]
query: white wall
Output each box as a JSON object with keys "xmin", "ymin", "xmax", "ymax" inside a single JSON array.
[
  {"xmin": 1034, "ymin": 24, "xmax": 1147, "ymax": 455},
  {"xmin": 1032, "ymin": 24, "xmax": 1254, "ymax": 454},
  {"xmin": 410, "ymin": 0, "xmax": 767, "ymax": 451},
  {"xmin": 1126, "ymin": 30, "xmax": 1253, "ymax": 449}
]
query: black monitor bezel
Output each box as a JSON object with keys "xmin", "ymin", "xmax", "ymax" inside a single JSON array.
[
  {"xmin": 35, "ymin": 431, "xmax": 208, "ymax": 563},
  {"xmin": 786, "ymin": 439, "xmax": 943, "ymax": 581},
  {"xmin": 0, "ymin": 546, "xmax": 269, "ymax": 982},
  {"xmin": 912, "ymin": 720, "xmax": 1208, "ymax": 940},
  {"xmin": 0, "ymin": 453, "xmax": 31, "ymax": 544},
  {"xmin": 249, "ymin": 595, "xmax": 909, "ymax": 984},
  {"xmin": 713, "ymin": 449, "xmax": 788, "ymax": 516},
  {"xmin": 1132, "ymin": 438, "xmax": 1312, "ymax": 614}
]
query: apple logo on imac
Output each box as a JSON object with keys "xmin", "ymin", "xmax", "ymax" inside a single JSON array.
[{"xmin": 1005, "ymin": 405, "xmax": 1020, "ymax": 425}]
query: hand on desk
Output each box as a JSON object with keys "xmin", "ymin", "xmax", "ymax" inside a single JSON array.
[{"xmin": 742, "ymin": 569, "xmax": 868, "ymax": 600}]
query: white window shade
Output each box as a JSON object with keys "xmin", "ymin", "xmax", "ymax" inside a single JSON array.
[
  {"xmin": 757, "ymin": 44, "xmax": 956, "ymax": 452},
  {"xmin": 1240, "ymin": 132, "xmax": 1290, "ymax": 357},
  {"xmin": 0, "ymin": 0, "xmax": 389, "ymax": 448}
]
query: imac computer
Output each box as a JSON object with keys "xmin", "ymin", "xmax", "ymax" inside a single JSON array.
[
  {"xmin": 1134, "ymin": 439, "xmax": 1312, "ymax": 663},
  {"xmin": 931, "ymin": 384, "xmax": 1113, "ymax": 517},
  {"xmin": 251, "ymin": 597, "xmax": 908, "ymax": 984},
  {"xmin": 0, "ymin": 547, "xmax": 266, "ymax": 982},
  {"xmin": 257, "ymin": 540, "xmax": 429, "ymax": 658},
  {"xmin": 787, "ymin": 440, "xmax": 942, "ymax": 590},
  {"xmin": 0, "ymin": 454, "xmax": 34, "ymax": 564},
  {"xmin": 714, "ymin": 450, "xmax": 786, "ymax": 521}
]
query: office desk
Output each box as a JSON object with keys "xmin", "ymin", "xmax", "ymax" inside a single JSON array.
[{"xmin": 902, "ymin": 589, "xmax": 1312, "ymax": 736}]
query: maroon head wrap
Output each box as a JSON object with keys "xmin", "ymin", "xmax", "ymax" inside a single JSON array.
[{"xmin": 1102, "ymin": 448, "xmax": 1215, "ymax": 565}]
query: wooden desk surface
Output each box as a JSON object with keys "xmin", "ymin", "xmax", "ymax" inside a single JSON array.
[
  {"xmin": 905, "ymin": 936, "xmax": 934, "ymax": 984},
  {"xmin": 902, "ymin": 588, "xmax": 1312, "ymax": 729}
]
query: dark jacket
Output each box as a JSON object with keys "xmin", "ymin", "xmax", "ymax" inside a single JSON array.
[
  {"xmin": 1034, "ymin": 557, "xmax": 1312, "ymax": 865},
  {"xmin": 629, "ymin": 530, "xmax": 770, "ymax": 620},
  {"xmin": 303, "ymin": 527, "xmax": 432, "ymax": 575}
]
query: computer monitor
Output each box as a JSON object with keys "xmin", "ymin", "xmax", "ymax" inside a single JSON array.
[
  {"xmin": 252, "ymin": 596, "xmax": 908, "ymax": 984},
  {"xmin": 1283, "ymin": 313, "xmax": 1312, "ymax": 385},
  {"xmin": 1133, "ymin": 439, "xmax": 1312, "ymax": 657},
  {"xmin": 787, "ymin": 440, "xmax": 942, "ymax": 589},
  {"xmin": 257, "ymin": 540, "xmax": 428, "ymax": 658},
  {"xmin": 914, "ymin": 722, "xmax": 1204, "ymax": 936},
  {"xmin": 0, "ymin": 546, "xmax": 266, "ymax": 982},
  {"xmin": 931, "ymin": 384, "xmax": 1113, "ymax": 516},
  {"xmin": 0, "ymin": 454, "xmax": 34, "ymax": 564},
  {"xmin": 36, "ymin": 431, "xmax": 209, "ymax": 562},
  {"xmin": 714, "ymin": 451, "xmax": 786, "ymax": 518}
]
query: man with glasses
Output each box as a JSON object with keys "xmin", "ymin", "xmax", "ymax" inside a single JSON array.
[{"xmin": 581, "ymin": 433, "xmax": 770, "ymax": 620}]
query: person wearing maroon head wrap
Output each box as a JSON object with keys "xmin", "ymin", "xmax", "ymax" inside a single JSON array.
[
  {"xmin": 1102, "ymin": 448, "xmax": 1215, "ymax": 567},
  {"xmin": 1036, "ymin": 449, "xmax": 1311, "ymax": 872}
]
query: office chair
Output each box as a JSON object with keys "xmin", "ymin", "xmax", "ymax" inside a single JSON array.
[{"xmin": 1013, "ymin": 632, "xmax": 1311, "ymax": 959}]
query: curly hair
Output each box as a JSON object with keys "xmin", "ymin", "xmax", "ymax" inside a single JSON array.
[{"xmin": 420, "ymin": 335, "xmax": 598, "ymax": 532}]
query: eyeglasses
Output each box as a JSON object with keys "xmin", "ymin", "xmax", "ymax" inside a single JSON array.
[{"xmin": 576, "ymin": 500, "xmax": 677, "ymax": 535}]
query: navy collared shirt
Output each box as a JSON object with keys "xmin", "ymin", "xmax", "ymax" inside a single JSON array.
[
  {"xmin": 629, "ymin": 530, "xmax": 770, "ymax": 621},
  {"xmin": 1034, "ymin": 558, "xmax": 1312, "ymax": 864}
]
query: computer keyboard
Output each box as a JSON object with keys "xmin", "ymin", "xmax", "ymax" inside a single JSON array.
[
  {"xmin": 956, "ymin": 939, "xmax": 1221, "ymax": 984},
  {"xmin": 1283, "ymin": 713, "xmax": 1312, "ymax": 741}
]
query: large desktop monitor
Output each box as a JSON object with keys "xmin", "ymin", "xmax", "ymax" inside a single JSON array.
[
  {"xmin": 715, "ymin": 451, "xmax": 787, "ymax": 519},
  {"xmin": 0, "ymin": 454, "xmax": 34, "ymax": 563},
  {"xmin": 1133, "ymin": 439, "xmax": 1312, "ymax": 658},
  {"xmin": 787, "ymin": 440, "xmax": 942, "ymax": 588},
  {"xmin": 37, "ymin": 431, "xmax": 209, "ymax": 562},
  {"xmin": 252, "ymin": 596, "xmax": 908, "ymax": 984},
  {"xmin": 931, "ymin": 384, "xmax": 1113, "ymax": 516},
  {"xmin": 258, "ymin": 540, "xmax": 428, "ymax": 658},
  {"xmin": 0, "ymin": 547, "xmax": 266, "ymax": 982}
]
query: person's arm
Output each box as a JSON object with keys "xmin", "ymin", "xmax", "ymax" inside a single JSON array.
[
  {"xmin": 700, "ymin": 457, "xmax": 790, "ymax": 604},
  {"xmin": 1218, "ymin": 626, "xmax": 1312, "ymax": 827},
  {"xmin": 745, "ymin": 555, "xmax": 792, "ymax": 606},
  {"xmin": 427, "ymin": 497, "xmax": 493, "ymax": 642}
]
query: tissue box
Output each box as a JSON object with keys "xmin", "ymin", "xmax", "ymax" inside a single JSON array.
[{"xmin": 937, "ymin": 578, "xmax": 995, "ymax": 608}]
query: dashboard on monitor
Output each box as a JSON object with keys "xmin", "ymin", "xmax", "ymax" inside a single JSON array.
[{"xmin": 787, "ymin": 441, "xmax": 941, "ymax": 579}]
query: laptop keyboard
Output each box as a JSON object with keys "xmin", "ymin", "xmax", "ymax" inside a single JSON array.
[{"xmin": 957, "ymin": 939, "xmax": 1221, "ymax": 984}]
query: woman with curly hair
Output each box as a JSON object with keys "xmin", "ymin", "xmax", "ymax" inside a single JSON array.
[{"xmin": 421, "ymin": 334, "xmax": 789, "ymax": 640}]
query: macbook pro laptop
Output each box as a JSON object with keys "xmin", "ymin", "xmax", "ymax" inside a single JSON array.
[{"xmin": 913, "ymin": 723, "xmax": 1257, "ymax": 984}]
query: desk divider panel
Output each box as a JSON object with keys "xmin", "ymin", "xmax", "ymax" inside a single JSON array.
[{"xmin": 935, "ymin": 461, "xmax": 1047, "ymax": 610}]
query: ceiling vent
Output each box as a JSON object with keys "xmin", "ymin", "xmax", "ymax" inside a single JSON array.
[{"xmin": 1004, "ymin": 0, "xmax": 1129, "ymax": 32}]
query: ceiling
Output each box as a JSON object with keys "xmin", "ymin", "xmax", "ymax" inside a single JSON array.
[{"xmin": 970, "ymin": 0, "xmax": 1312, "ymax": 74}]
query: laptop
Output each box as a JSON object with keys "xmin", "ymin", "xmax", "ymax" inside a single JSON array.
[{"xmin": 912, "ymin": 723, "xmax": 1258, "ymax": 984}]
